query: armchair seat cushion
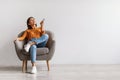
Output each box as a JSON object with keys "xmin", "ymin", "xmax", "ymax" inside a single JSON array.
[
  {"xmin": 37, "ymin": 47, "xmax": 49, "ymax": 55},
  {"xmin": 22, "ymin": 47, "xmax": 49, "ymax": 56}
]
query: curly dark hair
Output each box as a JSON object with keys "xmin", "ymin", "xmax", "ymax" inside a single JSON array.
[{"xmin": 27, "ymin": 17, "xmax": 37, "ymax": 29}]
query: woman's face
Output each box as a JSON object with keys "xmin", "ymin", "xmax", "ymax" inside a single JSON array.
[{"xmin": 28, "ymin": 18, "xmax": 36, "ymax": 26}]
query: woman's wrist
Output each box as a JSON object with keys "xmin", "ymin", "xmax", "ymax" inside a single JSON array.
[{"xmin": 40, "ymin": 24, "xmax": 43, "ymax": 27}]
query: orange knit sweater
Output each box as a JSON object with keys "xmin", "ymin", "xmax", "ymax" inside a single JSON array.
[{"xmin": 18, "ymin": 27, "xmax": 45, "ymax": 41}]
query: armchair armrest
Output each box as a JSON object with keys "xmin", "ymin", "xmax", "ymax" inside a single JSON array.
[
  {"xmin": 14, "ymin": 40, "xmax": 26, "ymax": 60},
  {"xmin": 47, "ymin": 40, "xmax": 56, "ymax": 60},
  {"xmin": 14, "ymin": 40, "xmax": 25, "ymax": 50}
]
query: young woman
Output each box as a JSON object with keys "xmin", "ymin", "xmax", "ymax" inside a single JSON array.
[{"xmin": 15, "ymin": 17, "xmax": 49, "ymax": 74}]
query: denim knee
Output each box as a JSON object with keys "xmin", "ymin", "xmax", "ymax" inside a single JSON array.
[
  {"xmin": 44, "ymin": 34, "xmax": 49, "ymax": 40},
  {"xmin": 31, "ymin": 45, "xmax": 37, "ymax": 49}
]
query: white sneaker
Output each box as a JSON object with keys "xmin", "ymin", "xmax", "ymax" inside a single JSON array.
[
  {"xmin": 31, "ymin": 66, "xmax": 37, "ymax": 74},
  {"xmin": 24, "ymin": 43, "xmax": 31, "ymax": 52}
]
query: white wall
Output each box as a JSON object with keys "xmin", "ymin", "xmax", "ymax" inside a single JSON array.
[{"xmin": 0, "ymin": 0, "xmax": 120, "ymax": 66}]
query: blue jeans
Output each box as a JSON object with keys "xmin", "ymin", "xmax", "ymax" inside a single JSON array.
[{"xmin": 29, "ymin": 34, "xmax": 49, "ymax": 63}]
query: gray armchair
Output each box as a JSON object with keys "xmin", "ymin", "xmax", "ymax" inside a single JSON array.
[{"xmin": 14, "ymin": 30, "xmax": 55, "ymax": 72}]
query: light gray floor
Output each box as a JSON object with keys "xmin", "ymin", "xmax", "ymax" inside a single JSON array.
[{"xmin": 0, "ymin": 64, "xmax": 120, "ymax": 80}]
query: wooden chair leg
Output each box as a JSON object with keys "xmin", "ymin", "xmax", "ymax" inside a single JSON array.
[
  {"xmin": 22, "ymin": 60, "xmax": 27, "ymax": 72},
  {"xmin": 25, "ymin": 60, "xmax": 27, "ymax": 72},
  {"xmin": 22, "ymin": 60, "xmax": 25, "ymax": 72},
  {"xmin": 46, "ymin": 60, "xmax": 50, "ymax": 71}
]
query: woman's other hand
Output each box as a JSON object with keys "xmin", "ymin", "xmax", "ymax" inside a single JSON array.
[{"xmin": 40, "ymin": 18, "xmax": 45, "ymax": 26}]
